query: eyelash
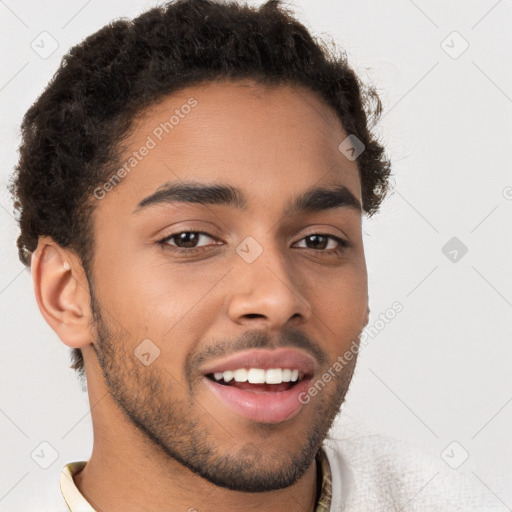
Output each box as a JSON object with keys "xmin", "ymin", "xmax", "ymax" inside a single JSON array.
[{"xmin": 157, "ymin": 231, "xmax": 350, "ymax": 255}]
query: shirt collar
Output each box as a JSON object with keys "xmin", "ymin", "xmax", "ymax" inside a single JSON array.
[
  {"xmin": 315, "ymin": 445, "xmax": 333, "ymax": 511},
  {"xmin": 60, "ymin": 461, "xmax": 94, "ymax": 512},
  {"xmin": 60, "ymin": 447, "xmax": 332, "ymax": 512}
]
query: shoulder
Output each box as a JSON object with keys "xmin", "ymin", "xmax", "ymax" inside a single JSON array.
[{"xmin": 322, "ymin": 433, "xmax": 508, "ymax": 512}]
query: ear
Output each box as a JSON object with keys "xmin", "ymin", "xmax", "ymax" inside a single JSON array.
[{"xmin": 31, "ymin": 237, "xmax": 92, "ymax": 349}]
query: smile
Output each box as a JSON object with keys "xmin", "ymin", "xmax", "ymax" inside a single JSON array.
[{"xmin": 201, "ymin": 349, "xmax": 317, "ymax": 424}]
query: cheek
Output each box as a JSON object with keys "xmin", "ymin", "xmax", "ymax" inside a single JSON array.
[
  {"xmin": 307, "ymin": 263, "xmax": 368, "ymax": 351},
  {"xmin": 94, "ymin": 251, "xmax": 226, "ymax": 353}
]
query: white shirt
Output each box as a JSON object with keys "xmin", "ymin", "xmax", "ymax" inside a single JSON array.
[{"xmin": 60, "ymin": 433, "xmax": 509, "ymax": 511}]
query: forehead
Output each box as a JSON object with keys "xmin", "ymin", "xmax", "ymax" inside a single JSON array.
[{"xmin": 96, "ymin": 80, "xmax": 362, "ymax": 215}]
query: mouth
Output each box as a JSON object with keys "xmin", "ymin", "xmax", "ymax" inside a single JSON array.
[
  {"xmin": 205, "ymin": 367, "xmax": 309, "ymax": 393},
  {"xmin": 201, "ymin": 349, "xmax": 316, "ymax": 424}
]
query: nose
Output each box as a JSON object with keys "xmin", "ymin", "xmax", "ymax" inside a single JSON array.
[{"xmin": 227, "ymin": 239, "xmax": 312, "ymax": 331}]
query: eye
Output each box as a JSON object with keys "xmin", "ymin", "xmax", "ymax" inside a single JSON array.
[
  {"xmin": 157, "ymin": 231, "xmax": 349, "ymax": 254},
  {"xmin": 294, "ymin": 234, "xmax": 349, "ymax": 253},
  {"xmin": 158, "ymin": 231, "xmax": 219, "ymax": 251}
]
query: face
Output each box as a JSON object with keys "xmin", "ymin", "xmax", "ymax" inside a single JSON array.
[{"xmin": 86, "ymin": 80, "xmax": 368, "ymax": 492}]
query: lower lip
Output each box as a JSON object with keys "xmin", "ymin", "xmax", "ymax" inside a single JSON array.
[{"xmin": 203, "ymin": 377, "xmax": 312, "ymax": 424}]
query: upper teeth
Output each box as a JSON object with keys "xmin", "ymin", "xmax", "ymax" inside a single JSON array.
[{"xmin": 212, "ymin": 368, "xmax": 300, "ymax": 384}]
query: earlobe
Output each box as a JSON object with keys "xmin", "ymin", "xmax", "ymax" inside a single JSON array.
[{"xmin": 32, "ymin": 237, "xmax": 92, "ymax": 349}]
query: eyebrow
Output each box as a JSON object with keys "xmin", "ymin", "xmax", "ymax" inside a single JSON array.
[{"xmin": 133, "ymin": 180, "xmax": 362, "ymax": 216}]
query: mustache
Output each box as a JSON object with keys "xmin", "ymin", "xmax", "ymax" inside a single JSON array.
[{"xmin": 186, "ymin": 327, "xmax": 329, "ymax": 376}]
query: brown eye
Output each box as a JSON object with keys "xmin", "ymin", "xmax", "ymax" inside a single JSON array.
[
  {"xmin": 303, "ymin": 234, "xmax": 329, "ymax": 250},
  {"xmin": 295, "ymin": 234, "xmax": 348, "ymax": 252},
  {"xmin": 160, "ymin": 231, "xmax": 217, "ymax": 249},
  {"xmin": 172, "ymin": 232, "xmax": 200, "ymax": 248}
]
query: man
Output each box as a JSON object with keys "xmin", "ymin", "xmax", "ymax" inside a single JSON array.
[{"xmin": 9, "ymin": 0, "xmax": 497, "ymax": 510}]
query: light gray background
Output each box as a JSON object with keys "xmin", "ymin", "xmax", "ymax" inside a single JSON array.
[{"xmin": 1, "ymin": 0, "xmax": 511, "ymax": 510}]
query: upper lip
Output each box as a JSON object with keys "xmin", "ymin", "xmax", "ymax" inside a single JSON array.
[{"xmin": 200, "ymin": 348, "xmax": 317, "ymax": 377}]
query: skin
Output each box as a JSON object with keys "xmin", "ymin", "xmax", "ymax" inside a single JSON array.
[{"xmin": 32, "ymin": 79, "xmax": 369, "ymax": 512}]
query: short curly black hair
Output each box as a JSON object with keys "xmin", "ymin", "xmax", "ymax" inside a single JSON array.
[{"xmin": 9, "ymin": 0, "xmax": 391, "ymax": 378}]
